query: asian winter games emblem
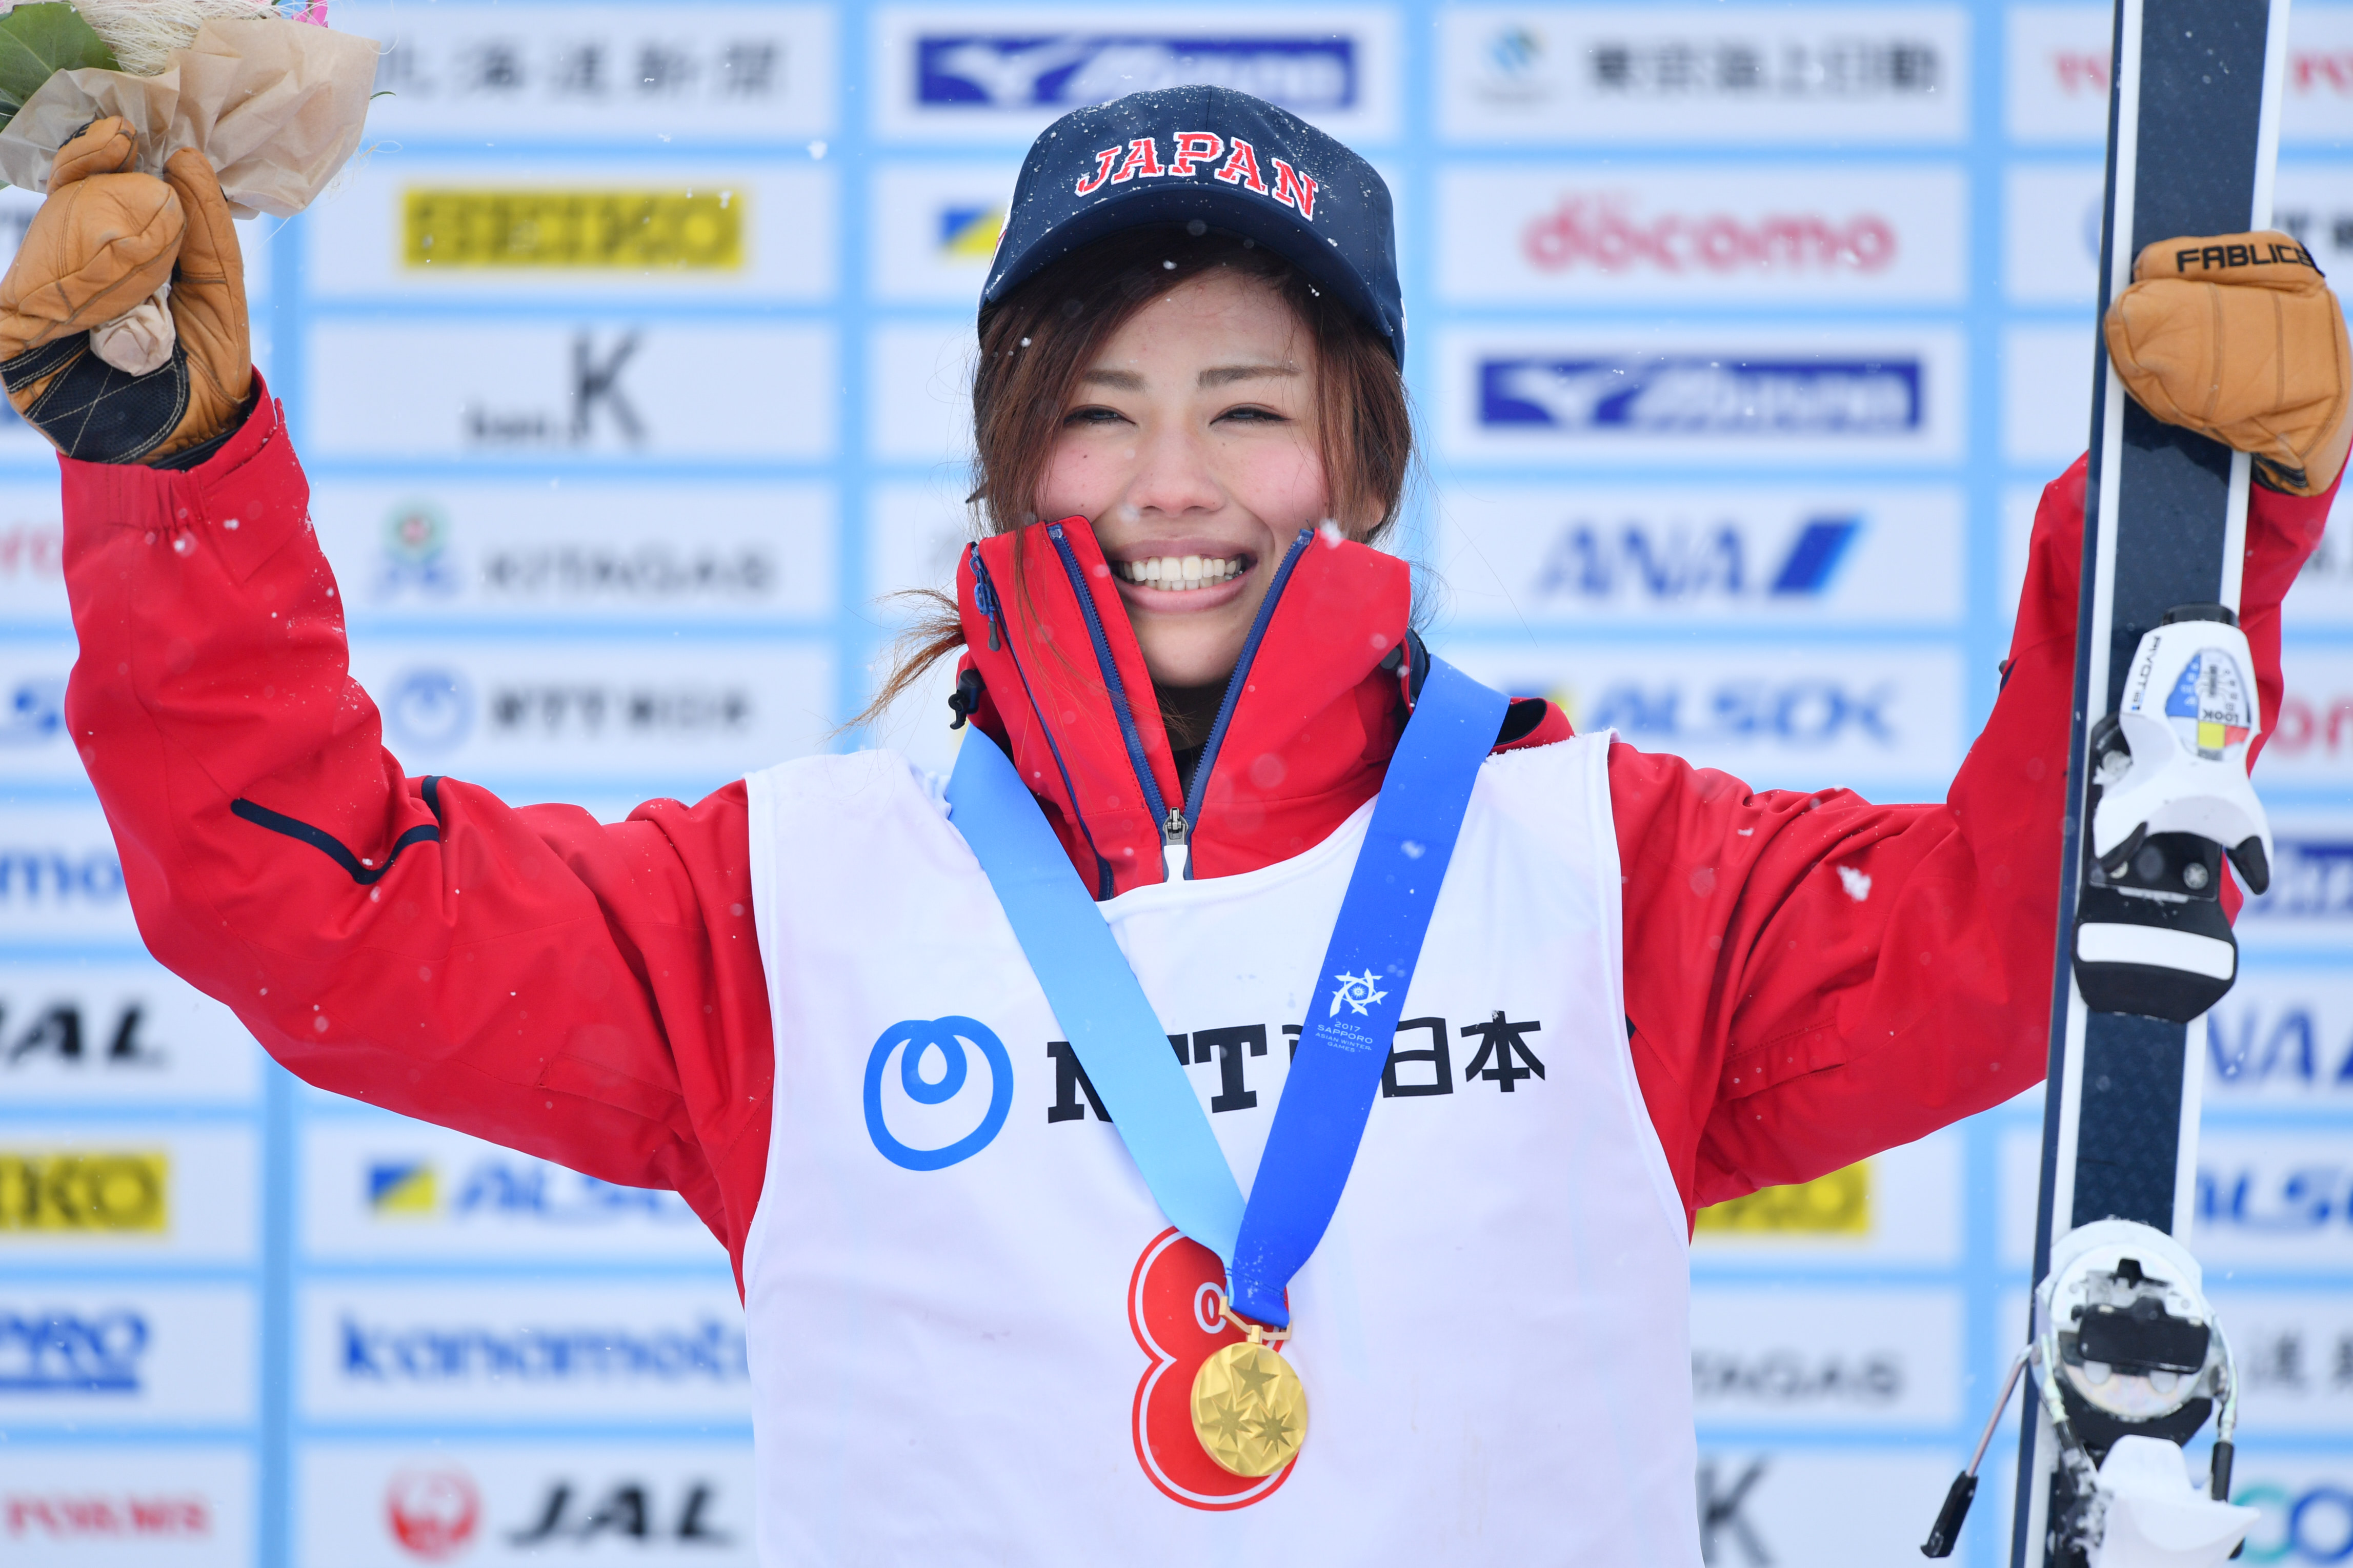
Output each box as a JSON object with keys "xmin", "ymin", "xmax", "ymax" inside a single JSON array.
[
  {"xmin": 2163, "ymin": 648, "xmax": 2253, "ymax": 760},
  {"xmin": 1329, "ymin": 970, "xmax": 1387, "ymax": 1016}
]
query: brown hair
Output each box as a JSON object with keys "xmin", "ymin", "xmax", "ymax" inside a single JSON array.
[{"xmin": 857, "ymin": 223, "xmax": 1414, "ymax": 731}]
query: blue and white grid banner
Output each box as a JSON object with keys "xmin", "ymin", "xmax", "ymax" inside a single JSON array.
[{"xmin": 0, "ymin": 3, "xmax": 2346, "ymax": 1565}]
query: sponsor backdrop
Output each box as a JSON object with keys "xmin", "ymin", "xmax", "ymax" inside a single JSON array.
[{"xmin": 0, "ymin": 2, "xmax": 2346, "ymax": 1565}]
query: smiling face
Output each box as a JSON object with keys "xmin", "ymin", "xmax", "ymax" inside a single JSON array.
[{"xmin": 1035, "ymin": 270, "xmax": 1337, "ymax": 691}]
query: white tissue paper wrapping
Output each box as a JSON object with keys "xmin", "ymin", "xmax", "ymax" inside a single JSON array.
[{"xmin": 0, "ymin": 17, "xmax": 377, "ymax": 219}]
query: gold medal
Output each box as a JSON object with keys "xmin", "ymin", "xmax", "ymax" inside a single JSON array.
[{"xmin": 1190, "ymin": 1309, "xmax": 1308, "ymax": 1477}]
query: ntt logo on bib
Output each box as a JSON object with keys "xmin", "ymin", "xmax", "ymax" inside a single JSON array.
[{"xmin": 863, "ymin": 1016, "xmax": 1015, "ymax": 1171}]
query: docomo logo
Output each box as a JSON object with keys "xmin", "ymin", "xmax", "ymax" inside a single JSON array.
[
  {"xmin": 1073, "ymin": 132, "xmax": 1318, "ymax": 220},
  {"xmin": 2269, "ymin": 690, "xmax": 2353, "ymax": 762},
  {"xmin": 387, "ymin": 1469, "xmax": 480, "ymax": 1563},
  {"xmin": 1522, "ymin": 193, "xmax": 1897, "ymax": 277}
]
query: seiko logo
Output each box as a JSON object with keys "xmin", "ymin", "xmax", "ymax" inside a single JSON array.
[
  {"xmin": 340, "ymin": 1315, "xmax": 751, "ymax": 1385},
  {"xmin": 915, "ymin": 34, "xmax": 1357, "ymax": 113},
  {"xmin": 1072, "ymin": 132, "xmax": 1319, "ymax": 220},
  {"xmin": 1522, "ymin": 193, "xmax": 1896, "ymax": 276},
  {"xmin": 0, "ymin": 1152, "xmax": 168, "ymax": 1234},
  {"xmin": 1532, "ymin": 518, "xmax": 1859, "ymax": 604},
  {"xmin": 0, "ymin": 1308, "xmax": 148, "ymax": 1392},
  {"xmin": 1478, "ymin": 357, "xmax": 1922, "ymax": 435},
  {"xmin": 1690, "ymin": 1349, "xmax": 1903, "ymax": 1405}
]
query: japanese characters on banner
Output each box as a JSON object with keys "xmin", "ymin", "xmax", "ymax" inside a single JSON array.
[{"xmin": 0, "ymin": 4, "xmax": 2347, "ymax": 1567}]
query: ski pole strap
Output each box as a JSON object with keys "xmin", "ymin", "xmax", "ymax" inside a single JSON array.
[{"xmin": 946, "ymin": 656, "xmax": 1510, "ymax": 1327}]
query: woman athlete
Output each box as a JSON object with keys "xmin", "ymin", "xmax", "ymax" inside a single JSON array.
[{"xmin": 9, "ymin": 87, "xmax": 2344, "ymax": 1564}]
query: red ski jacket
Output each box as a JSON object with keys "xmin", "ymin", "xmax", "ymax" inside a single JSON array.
[{"xmin": 58, "ymin": 379, "xmax": 2332, "ymax": 1290}]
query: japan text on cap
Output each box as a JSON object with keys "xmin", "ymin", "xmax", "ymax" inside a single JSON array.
[{"xmin": 982, "ymin": 84, "xmax": 1404, "ymax": 363}]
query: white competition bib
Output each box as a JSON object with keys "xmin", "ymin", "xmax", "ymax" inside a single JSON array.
[{"xmin": 739, "ymin": 735, "xmax": 1697, "ymax": 1565}]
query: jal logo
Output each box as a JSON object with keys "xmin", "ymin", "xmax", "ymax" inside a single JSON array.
[
  {"xmin": 936, "ymin": 203, "xmax": 1004, "ymax": 260},
  {"xmin": 2, "ymin": 1000, "xmax": 164, "ymax": 1071},
  {"xmin": 1532, "ymin": 516, "xmax": 1859, "ymax": 604},
  {"xmin": 1522, "ymin": 193, "xmax": 1897, "ymax": 277},
  {"xmin": 0, "ymin": 676, "xmax": 64, "ymax": 748},
  {"xmin": 1478, "ymin": 356, "xmax": 1922, "ymax": 435},
  {"xmin": 2242, "ymin": 840, "xmax": 2353, "ymax": 922},
  {"xmin": 0, "ymin": 848, "xmax": 125, "ymax": 909},
  {"xmin": 387, "ymin": 1468, "xmax": 479, "ymax": 1562},
  {"xmin": 863, "ymin": 1015, "xmax": 1014, "ymax": 1171},
  {"xmin": 0, "ymin": 1307, "xmax": 148, "ymax": 1392},
  {"xmin": 367, "ymin": 1155, "xmax": 698, "ymax": 1226},
  {"xmin": 914, "ymin": 33, "xmax": 1357, "ymax": 113},
  {"xmin": 509, "ymin": 1478, "xmax": 733, "ymax": 1549},
  {"xmin": 383, "ymin": 668, "xmax": 474, "ymax": 754}
]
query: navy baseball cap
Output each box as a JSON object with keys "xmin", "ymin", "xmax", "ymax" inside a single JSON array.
[{"xmin": 982, "ymin": 85, "xmax": 1403, "ymax": 363}]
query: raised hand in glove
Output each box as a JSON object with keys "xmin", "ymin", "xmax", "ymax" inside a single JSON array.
[
  {"xmin": 0, "ymin": 116, "xmax": 252, "ymax": 467},
  {"xmin": 2105, "ymin": 231, "xmax": 2352, "ymax": 497}
]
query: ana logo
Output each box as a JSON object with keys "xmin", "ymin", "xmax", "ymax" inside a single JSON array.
[
  {"xmin": 862, "ymin": 1015, "xmax": 1014, "ymax": 1171},
  {"xmin": 937, "ymin": 204, "xmax": 1004, "ymax": 260},
  {"xmin": 386, "ymin": 1468, "xmax": 479, "ymax": 1562},
  {"xmin": 1128, "ymin": 1228, "xmax": 1295, "ymax": 1510},
  {"xmin": 1533, "ymin": 517, "xmax": 1860, "ymax": 603},
  {"xmin": 383, "ymin": 668, "xmax": 474, "ymax": 754},
  {"xmin": 1480, "ymin": 356, "xmax": 1922, "ymax": 435},
  {"xmin": 0, "ymin": 677, "xmax": 64, "ymax": 748},
  {"xmin": 369, "ymin": 1160, "xmax": 439, "ymax": 1218},
  {"xmin": 914, "ymin": 34, "xmax": 1357, "ymax": 113}
]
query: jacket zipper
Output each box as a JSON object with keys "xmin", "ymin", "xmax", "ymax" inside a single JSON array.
[
  {"xmin": 1042, "ymin": 525, "xmax": 1180, "ymax": 870},
  {"xmin": 1174, "ymin": 528, "xmax": 1313, "ymax": 878},
  {"xmin": 1044, "ymin": 523, "xmax": 1314, "ymax": 883}
]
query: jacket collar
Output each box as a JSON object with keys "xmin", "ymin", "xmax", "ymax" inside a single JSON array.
[{"xmin": 954, "ymin": 517, "xmax": 1413, "ymax": 898}]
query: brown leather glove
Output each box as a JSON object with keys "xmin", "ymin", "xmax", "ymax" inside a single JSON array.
[
  {"xmin": 2105, "ymin": 231, "xmax": 2352, "ymax": 497},
  {"xmin": 0, "ymin": 116, "xmax": 253, "ymax": 466}
]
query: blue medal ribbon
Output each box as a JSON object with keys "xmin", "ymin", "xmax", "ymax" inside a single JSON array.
[{"xmin": 946, "ymin": 657, "xmax": 1509, "ymax": 1329}]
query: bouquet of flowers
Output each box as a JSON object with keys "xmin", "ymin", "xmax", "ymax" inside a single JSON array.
[{"xmin": 0, "ymin": 0, "xmax": 375, "ymax": 368}]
